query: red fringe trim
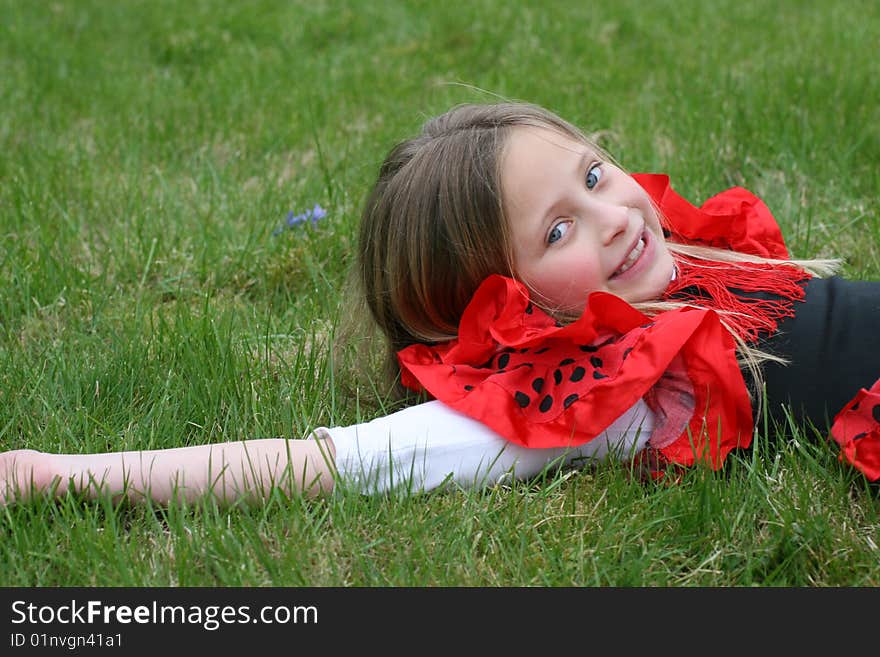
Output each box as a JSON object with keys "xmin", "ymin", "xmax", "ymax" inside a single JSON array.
[{"xmin": 663, "ymin": 255, "xmax": 810, "ymax": 343}]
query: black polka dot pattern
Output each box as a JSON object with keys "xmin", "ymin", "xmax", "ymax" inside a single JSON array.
[
  {"xmin": 827, "ymin": 387, "xmax": 880, "ymax": 477},
  {"xmin": 459, "ymin": 321, "xmax": 636, "ymax": 421}
]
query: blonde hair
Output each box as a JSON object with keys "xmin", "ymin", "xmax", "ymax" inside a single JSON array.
[{"xmin": 348, "ymin": 101, "xmax": 839, "ymax": 401}]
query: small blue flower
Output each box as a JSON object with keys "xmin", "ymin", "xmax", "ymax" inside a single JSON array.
[{"xmin": 274, "ymin": 204, "xmax": 327, "ymax": 236}]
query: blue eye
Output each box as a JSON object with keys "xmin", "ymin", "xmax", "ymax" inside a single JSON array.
[
  {"xmin": 586, "ymin": 164, "xmax": 602, "ymax": 190},
  {"xmin": 547, "ymin": 221, "xmax": 570, "ymax": 245}
]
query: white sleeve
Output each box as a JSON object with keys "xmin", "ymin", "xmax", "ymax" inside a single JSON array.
[{"xmin": 314, "ymin": 399, "xmax": 654, "ymax": 496}]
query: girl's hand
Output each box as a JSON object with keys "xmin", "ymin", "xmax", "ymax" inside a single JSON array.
[{"xmin": 0, "ymin": 449, "xmax": 59, "ymax": 505}]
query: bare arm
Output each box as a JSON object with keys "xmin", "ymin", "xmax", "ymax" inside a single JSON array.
[
  {"xmin": 2, "ymin": 398, "xmax": 654, "ymax": 504},
  {"xmin": 0, "ymin": 438, "xmax": 336, "ymax": 505}
]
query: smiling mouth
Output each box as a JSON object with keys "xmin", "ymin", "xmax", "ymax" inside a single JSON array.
[{"xmin": 612, "ymin": 234, "xmax": 646, "ymax": 277}]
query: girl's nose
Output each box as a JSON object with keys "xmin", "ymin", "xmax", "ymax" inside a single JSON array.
[{"xmin": 594, "ymin": 202, "xmax": 630, "ymax": 245}]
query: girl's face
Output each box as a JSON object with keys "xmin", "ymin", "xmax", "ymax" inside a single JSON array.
[{"xmin": 503, "ymin": 126, "xmax": 675, "ymax": 311}]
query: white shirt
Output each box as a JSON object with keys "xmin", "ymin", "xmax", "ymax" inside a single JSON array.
[{"xmin": 315, "ymin": 399, "xmax": 654, "ymax": 495}]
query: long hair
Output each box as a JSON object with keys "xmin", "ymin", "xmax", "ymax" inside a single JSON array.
[{"xmin": 349, "ymin": 102, "xmax": 839, "ymax": 400}]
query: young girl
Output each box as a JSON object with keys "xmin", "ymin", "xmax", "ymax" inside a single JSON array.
[{"xmin": 2, "ymin": 101, "xmax": 879, "ymax": 505}]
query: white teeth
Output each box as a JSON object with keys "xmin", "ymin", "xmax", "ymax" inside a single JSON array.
[{"xmin": 614, "ymin": 237, "xmax": 645, "ymax": 276}]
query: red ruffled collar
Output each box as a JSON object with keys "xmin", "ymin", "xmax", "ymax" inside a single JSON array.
[{"xmin": 398, "ymin": 275, "xmax": 752, "ymax": 467}]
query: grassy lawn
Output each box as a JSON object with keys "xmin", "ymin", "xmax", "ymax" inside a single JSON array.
[{"xmin": 1, "ymin": 0, "xmax": 878, "ymax": 586}]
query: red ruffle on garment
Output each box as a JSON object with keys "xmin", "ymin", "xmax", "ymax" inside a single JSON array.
[
  {"xmin": 398, "ymin": 275, "xmax": 753, "ymax": 468},
  {"xmin": 631, "ymin": 173, "xmax": 790, "ymax": 258},
  {"xmin": 830, "ymin": 381, "xmax": 880, "ymax": 481}
]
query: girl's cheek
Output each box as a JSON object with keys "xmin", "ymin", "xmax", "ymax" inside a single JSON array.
[{"xmin": 645, "ymin": 207, "xmax": 665, "ymax": 234}]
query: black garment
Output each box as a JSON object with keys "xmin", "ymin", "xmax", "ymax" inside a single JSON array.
[{"xmin": 758, "ymin": 276, "xmax": 880, "ymax": 432}]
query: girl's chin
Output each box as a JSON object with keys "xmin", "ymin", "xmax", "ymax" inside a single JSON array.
[{"xmin": 616, "ymin": 263, "xmax": 676, "ymax": 303}]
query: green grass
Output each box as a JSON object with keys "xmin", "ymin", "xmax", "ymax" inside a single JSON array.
[{"xmin": 1, "ymin": 0, "xmax": 878, "ymax": 586}]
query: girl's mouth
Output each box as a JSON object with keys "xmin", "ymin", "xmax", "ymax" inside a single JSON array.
[{"xmin": 612, "ymin": 233, "xmax": 647, "ymax": 278}]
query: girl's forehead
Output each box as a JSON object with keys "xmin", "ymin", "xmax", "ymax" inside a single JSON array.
[
  {"xmin": 503, "ymin": 127, "xmax": 592, "ymax": 175},
  {"xmin": 504, "ymin": 125, "xmax": 593, "ymax": 161}
]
